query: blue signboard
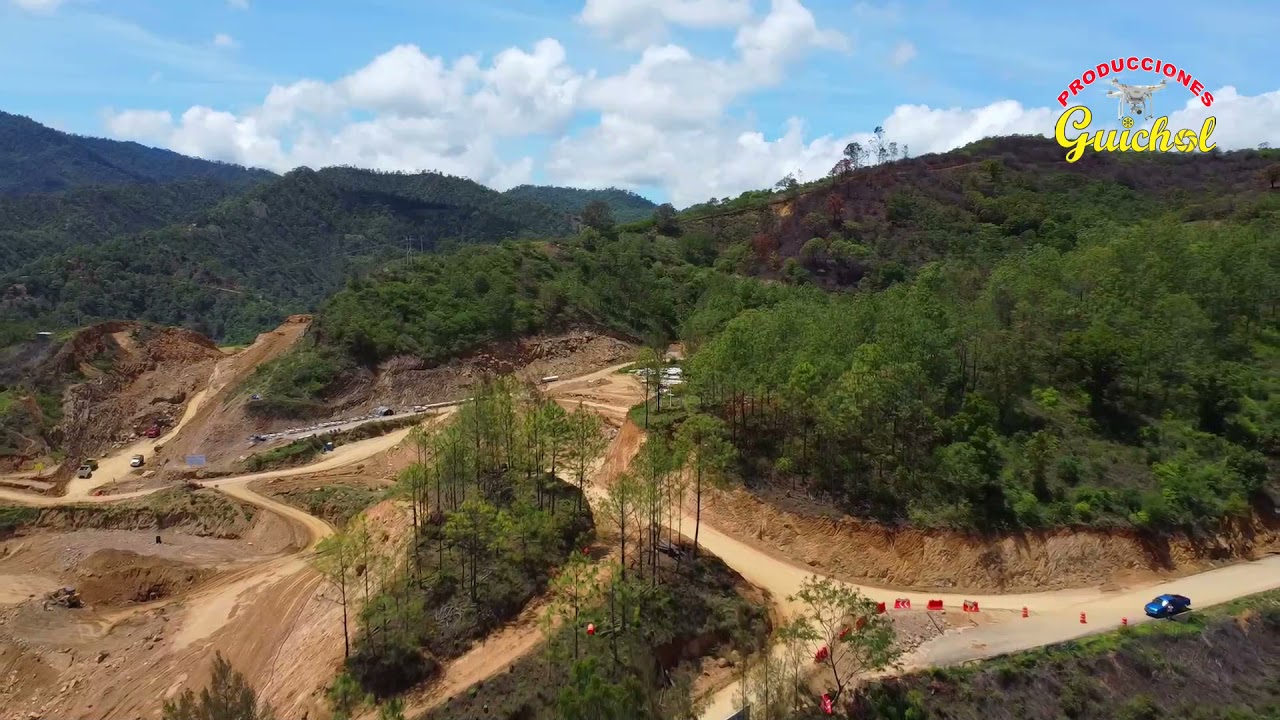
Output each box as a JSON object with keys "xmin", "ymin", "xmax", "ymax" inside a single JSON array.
[{"xmin": 185, "ymin": 455, "xmax": 207, "ymax": 467}]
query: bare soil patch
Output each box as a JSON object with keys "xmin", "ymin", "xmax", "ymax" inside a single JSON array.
[
  {"xmin": 54, "ymin": 324, "xmax": 223, "ymax": 472},
  {"xmin": 328, "ymin": 329, "xmax": 637, "ymax": 417},
  {"xmin": 75, "ymin": 549, "xmax": 209, "ymax": 606},
  {"xmin": 155, "ymin": 315, "xmax": 311, "ymax": 473}
]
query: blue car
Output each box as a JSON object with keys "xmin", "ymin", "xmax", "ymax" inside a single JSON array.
[{"xmin": 1144, "ymin": 593, "xmax": 1191, "ymax": 619}]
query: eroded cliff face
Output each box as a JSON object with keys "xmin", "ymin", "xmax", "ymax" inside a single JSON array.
[{"xmin": 702, "ymin": 485, "xmax": 1280, "ymax": 592}]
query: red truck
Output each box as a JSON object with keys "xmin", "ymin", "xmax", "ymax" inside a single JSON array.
[{"xmin": 145, "ymin": 425, "xmax": 161, "ymax": 439}]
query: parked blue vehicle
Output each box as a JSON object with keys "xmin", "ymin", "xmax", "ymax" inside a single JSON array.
[{"xmin": 1144, "ymin": 593, "xmax": 1191, "ymax": 619}]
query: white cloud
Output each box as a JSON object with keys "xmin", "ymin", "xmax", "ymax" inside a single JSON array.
[
  {"xmin": 228, "ymin": 0, "xmax": 248, "ymax": 8},
  {"xmin": 876, "ymin": 100, "xmax": 1056, "ymax": 155},
  {"xmin": 548, "ymin": 114, "xmax": 855, "ymax": 206},
  {"xmin": 337, "ymin": 44, "xmax": 476, "ymax": 116},
  {"xmin": 735, "ymin": 0, "xmax": 848, "ymax": 77},
  {"xmin": 104, "ymin": 108, "xmax": 175, "ymax": 141},
  {"xmin": 578, "ymin": 0, "xmax": 752, "ymax": 49},
  {"xmin": 9, "ymin": 0, "xmax": 63, "ymax": 11},
  {"xmin": 888, "ymin": 40, "xmax": 916, "ymax": 67},
  {"xmin": 582, "ymin": 45, "xmax": 741, "ymax": 126},
  {"xmin": 100, "ymin": 39, "xmax": 580, "ymax": 189},
  {"xmin": 472, "ymin": 39, "xmax": 585, "ymax": 135},
  {"xmin": 1167, "ymin": 86, "xmax": 1280, "ymax": 150},
  {"xmin": 580, "ymin": 0, "xmax": 845, "ymax": 126},
  {"xmin": 212, "ymin": 33, "xmax": 237, "ymax": 48}
]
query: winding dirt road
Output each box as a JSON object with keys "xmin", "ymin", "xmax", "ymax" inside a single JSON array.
[
  {"xmin": 0, "ymin": 418, "xmax": 402, "ymax": 720},
  {"xmin": 5, "ymin": 353, "xmax": 1277, "ymax": 720},
  {"xmin": 543, "ymin": 366, "xmax": 1280, "ymax": 720}
]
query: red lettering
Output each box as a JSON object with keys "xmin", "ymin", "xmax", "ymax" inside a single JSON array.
[{"xmin": 1057, "ymin": 58, "xmax": 1211, "ymax": 106}]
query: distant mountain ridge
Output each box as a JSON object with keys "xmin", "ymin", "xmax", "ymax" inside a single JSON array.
[
  {"xmin": 1, "ymin": 166, "xmax": 592, "ymax": 342},
  {"xmin": 0, "ymin": 110, "xmax": 661, "ymax": 342},
  {"xmin": 0, "ymin": 111, "xmax": 275, "ymax": 196},
  {"xmin": 503, "ymin": 184, "xmax": 658, "ymax": 223}
]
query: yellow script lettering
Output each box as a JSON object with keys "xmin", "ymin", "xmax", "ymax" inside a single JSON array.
[
  {"xmin": 1197, "ymin": 117, "xmax": 1217, "ymax": 152},
  {"xmin": 1055, "ymin": 106, "xmax": 1093, "ymax": 163}
]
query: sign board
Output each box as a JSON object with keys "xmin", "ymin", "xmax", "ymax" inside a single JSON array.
[{"xmin": 185, "ymin": 455, "xmax": 207, "ymax": 467}]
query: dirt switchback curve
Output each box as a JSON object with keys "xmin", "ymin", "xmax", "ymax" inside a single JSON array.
[{"xmin": 0, "ymin": 358, "xmax": 603, "ymax": 720}]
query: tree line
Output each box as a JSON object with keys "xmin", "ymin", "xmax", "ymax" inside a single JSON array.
[
  {"xmin": 686, "ymin": 216, "xmax": 1277, "ymax": 532},
  {"xmin": 312, "ymin": 377, "xmax": 600, "ymax": 714}
]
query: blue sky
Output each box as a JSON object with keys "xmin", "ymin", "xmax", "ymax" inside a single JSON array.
[{"xmin": 2, "ymin": 0, "xmax": 1277, "ymax": 205}]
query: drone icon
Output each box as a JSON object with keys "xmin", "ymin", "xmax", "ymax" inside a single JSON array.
[{"xmin": 1106, "ymin": 77, "xmax": 1167, "ymax": 120}]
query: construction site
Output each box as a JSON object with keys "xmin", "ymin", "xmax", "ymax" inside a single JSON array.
[{"xmin": 0, "ymin": 316, "xmax": 1277, "ymax": 720}]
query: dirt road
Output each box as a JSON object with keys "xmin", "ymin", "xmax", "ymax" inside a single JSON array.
[
  {"xmin": 0, "ymin": 361, "xmax": 610, "ymax": 720},
  {"xmin": 539, "ymin": 366, "xmax": 1280, "ymax": 720},
  {"xmin": 0, "ymin": 425, "xmax": 418, "ymax": 507},
  {"xmin": 61, "ymin": 386, "xmax": 209, "ymax": 499},
  {"xmin": 910, "ymin": 554, "xmax": 1280, "ymax": 665}
]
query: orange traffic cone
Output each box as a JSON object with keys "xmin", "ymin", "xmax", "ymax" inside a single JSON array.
[
  {"xmin": 1021, "ymin": 606, "xmax": 1029, "ymax": 618},
  {"xmin": 1079, "ymin": 612, "xmax": 1087, "ymax": 624}
]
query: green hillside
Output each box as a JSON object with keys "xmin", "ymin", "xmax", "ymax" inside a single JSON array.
[
  {"xmin": 503, "ymin": 184, "xmax": 658, "ymax": 223},
  {"xmin": 266, "ymin": 136, "xmax": 1278, "ymax": 536},
  {"xmin": 0, "ymin": 110, "xmax": 273, "ymax": 195},
  {"xmin": 0, "ymin": 167, "xmax": 577, "ymax": 343},
  {"xmin": 0, "ymin": 179, "xmax": 254, "ymax": 272}
]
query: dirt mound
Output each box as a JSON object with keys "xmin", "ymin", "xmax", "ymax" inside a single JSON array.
[
  {"xmin": 12, "ymin": 487, "xmax": 258, "ymax": 539},
  {"xmin": 600, "ymin": 419, "xmax": 643, "ymax": 488},
  {"xmin": 132, "ymin": 326, "xmax": 221, "ymax": 364},
  {"xmin": 327, "ymin": 329, "xmax": 636, "ymax": 415},
  {"xmin": 74, "ymin": 549, "xmax": 208, "ymax": 606},
  {"xmin": 702, "ymin": 486, "xmax": 1280, "ymax": 593}
]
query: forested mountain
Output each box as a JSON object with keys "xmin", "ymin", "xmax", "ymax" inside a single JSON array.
[
  {"xmin": 0, "ymin": 113, "xmax": 677, "ymax": 343},
  {"xmin": 684, "ymin": 135, "xmax": 1280, "ymax": 291},
  {"xmin": 0, "ymin": 167, "xmax": 578, "ymax": 342},
  {"xmin": 503, "ymin": 184, "xmax": 658, "ymax": 223},
  {"xmin": 262, "ymin": 136, "xmax": 1278, "ymax": 535},
  {"xmin": 0, "ymin": 111, "xmax": 273, "ymax": 195},
  {"xmin": 317, "ymin": 167, "xmax": 574, "ymax": 238},
  {"xmin": 0, "ymin": 179, "xmax": 254, "ymax": 272}
]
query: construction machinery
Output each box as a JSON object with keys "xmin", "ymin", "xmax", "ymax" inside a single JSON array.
[{"xmin": 46, "ymin": 587, "xmax": 82, "ymax": 609}]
